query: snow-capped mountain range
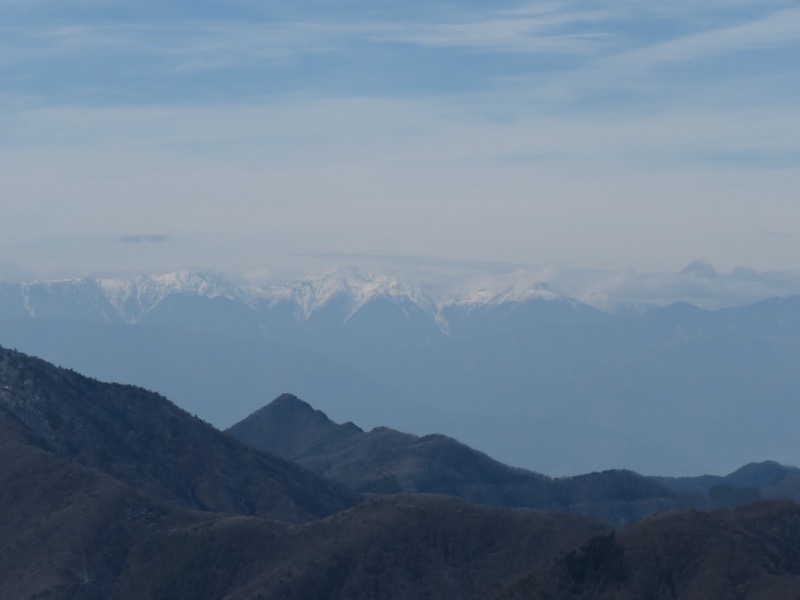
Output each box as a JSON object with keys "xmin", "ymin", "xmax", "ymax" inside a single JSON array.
[
  {"xmin": 0, "ymin": 268, "xmax": 571, "ymax": 326},
  {"xmin": 6, "ymin": 260, "xmax": 800, "ymax": 326}
]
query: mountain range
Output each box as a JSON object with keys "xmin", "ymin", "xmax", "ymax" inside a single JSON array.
[
  {"xmin": 227, "ymin": 393, "xmax": 800, "ymax": 524},
  {"xmin": 2, "ymin": 268, "xmax": 800, "ymax": 475},
  {"xmin": 0, "ymin": 269, "xmax": 562, "ymax": 325},
  {"xmin": 0, "ymin": 344, "xmax": 606, "ymax": 599},
  {"xmin": 3, "ymin": 345, "xmax": 800, "ymax": 599}
]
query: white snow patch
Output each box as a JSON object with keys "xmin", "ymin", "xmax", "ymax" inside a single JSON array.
[{"xmin": 263, "ymin": 267, "xmax": 436, "ymax": 321}]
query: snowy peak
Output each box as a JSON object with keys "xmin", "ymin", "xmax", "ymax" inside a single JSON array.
[{"xmin": 264, "ymin": 268, "xmax": 436, "ymax": 320}]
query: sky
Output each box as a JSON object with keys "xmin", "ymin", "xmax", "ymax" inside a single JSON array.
[{"xmin": 1, "ymin": 0, "xmax": 799, "ymax": 291}]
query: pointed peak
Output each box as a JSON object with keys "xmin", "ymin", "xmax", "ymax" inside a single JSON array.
[
  {"xmin": 268, "ymin": 393, "xmax": 315, "ymax": 411},
  {"xmin": 254, "ymin": 394, "xmax": 345, "ymax": 429},
  {"xmin": 227, "ymin": 394, "xmax": 364, "ymax": 458},
  {"xmin": 266, "ymin": 267, "xmax": 434, "ymax": 320}
]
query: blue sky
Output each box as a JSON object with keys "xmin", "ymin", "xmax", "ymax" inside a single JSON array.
[{"xmin": 1, "ymin": 0, "xmax": 798, "ymax": 286}]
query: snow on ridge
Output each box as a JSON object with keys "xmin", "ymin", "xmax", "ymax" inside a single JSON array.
[
  {"xmin": 454, "ymin": 285, "xmax": 562, "ymax": 307},
  {"xmin": 11, "ymin": 271, "xmax": 273, "ymax": 323},
  {"xmin": 267, "ymin": 267, "xmax": 574, "ymax": 320},
  {"xmin": 95, "ymin": 278, "xmax": 137, "ymax": 321},
  {"xmin": 16, "ymin": 277, "xmax": 112, "ymax": 318},
  {"xmin": 264, "ymin": 267, "xmax": 436, "ymax": 320},
  {"xmin": 134, "ymin": 271, "xmax": 237, "ymax": 299},
  {"xmin": 94, "ymin": 271, "xmax": 269, "ymax": 322},
  {"xmin": 436, "ymin": 269, "xmax": 568, "ymax": 309},
  {"xmin": 8, "ymin": 268, "xmax": 586, "ymax": 323},
  {"xmin": 11, "ymin": 263, "xmax": 800, "ymax": 321}
]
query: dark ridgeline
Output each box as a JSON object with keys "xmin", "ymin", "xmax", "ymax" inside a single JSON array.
[
  {"xmin": 228, "ymin": 395, "xmax": 679, "ymax": 525},
  {"xmin": 494, "ymin": 500, "xmax": 800, "ymax": 599},
  {"xmin": 0, "ymin": 346, "xmax": 601, "ymax": 599},
  {"xmin": 3, "ymin": 345, "xmax": 800, "ymax": 599},
  {"xmin": 228, "ymin": 394, "xmax": 800, "ymax": 524},
  {"xmin": 0, "ymin": 346, "xmax": 357, "ymax": 523}
]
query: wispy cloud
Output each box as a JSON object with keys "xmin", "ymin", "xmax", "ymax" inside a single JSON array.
[
  {"xmin": 531, "ymin": 6, "xmax": 800, "ymax": 104},
  {"xmin": 2, "ymin": 3, "xmax": 797, "ymax": 104},
  {"xmin": 2, "ymin": 22, "xmax": 319, "ymax": 71},
  {"xmin": 608, "ymin": 8, "xmax": 799, "ymax": 70},
  {"xmin": 2, "ymin": 11, "xmax": 608, "ymax": 73},
  {"xmin": 1, "ymin": 2, "xmax": 798, "ymax": 277},
  {"xmin": 365, "ymin": 5, "xmax": 617, "ymax": 55}
]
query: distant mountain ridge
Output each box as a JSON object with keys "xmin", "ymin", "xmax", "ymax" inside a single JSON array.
[
  {"xmin": 0, "ymin": 271, "xmax": 267, "ymax": 324},
  {"xmin": 0, "ymin": 268, "xmax": 572, "ymax": 326},
  {"xmin": 4, "ymin": 268, "xmax": 800, "ymax": 476}
]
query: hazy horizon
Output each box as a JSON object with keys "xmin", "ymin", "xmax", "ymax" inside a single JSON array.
[{"xmin": 5, "ymin": 258, "xmax": 800, "ymax": 312}]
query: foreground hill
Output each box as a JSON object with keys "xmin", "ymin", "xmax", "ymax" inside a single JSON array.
[
  {"xmin": 496, "ymin": 500, "xmax": 800, "ymax": 599},
  {"xmin": 0, "ymin": 346, "xmax": 357, "ymax": 522},
  {"xmin": 0, "ymin": 405, "xmax": 217, "ymax": 599},
  {"xmin": 3, "ymin": 347, "xmax": 800, "ymax": 599},
  {"xmin": 116, "ymin": 495, "xmax": 605, "ymax": 600},
  {"xmin": 0, "ymin": 346, "xmax": 608, "ymax": 599},
  {"xmin": 2, "ymin": 403, "xmax": 605, "ymax": 599}
]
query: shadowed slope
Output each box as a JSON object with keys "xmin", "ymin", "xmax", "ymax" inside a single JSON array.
[
  {"xmin": 3, "ymin": 348, "xmax": 800, "ymax": 600},
  {"xmin": 496, "ymin": 500, "xmax": 800, "ymax": 600},
  {"xmin": 0, "ymin": 406, "xmax": 212, "ymax": 599},
  {"xmin": 228, "ymin": 392, "xmax": 365, "ymax": 458},
  {"xmin": 0, "ymin": 347, "xmax": 357, "ymax": 523},
  {"xmin": 2, "ymin": 401, "xmax": 604, "ymax": 600},
  {"xmin": 115, "ymin": 494, "xmax": 605, "ymax": 600},
  {"xmin": 228, "ymin": 395, "xmax": 680, "ymax": 524}
]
